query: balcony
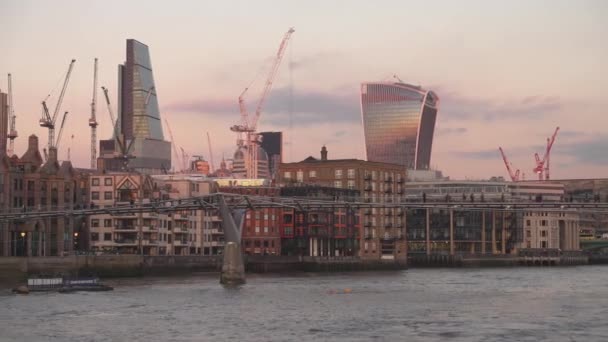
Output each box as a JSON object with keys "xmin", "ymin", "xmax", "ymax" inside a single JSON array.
[
  {"xmin": 364, "ymin": 222, "xmax": 372, "ymax": 228},
  {"xmin": 385, "ymin": 223, "xmax": 393, "ymax": 229},
  {"xmin": 364, "ymin": 234, "xmax": 374, "ymax": 240},
  {"xmin": 384, "ymin": 188, "xmax": 393, "ymax": 194},
  {"xmin": 115, "ymin": 225, "xmax": 136, "ymax": 231},
  {"xmin": 384, "ymin": 177, "xmax": 393, "ymax": 183},
  {"xmin": 397, "ymin": 178, "xmax": 404, "ymax": 184},
  {"xmin": 172, "ymin": 213, "xmax": 189, "ymax": 220},
  {"xmin": 364, "ymin": 174, "xmax": 372, "ymax": 181},
  {"xmin": 364, "ymin": 185, "xmax": 372, "ymax": 192},
  {"xmin": 114, "ymin": 239, "xmax": 137, "ymax": 245},
  {"xmin": 384, "ymin": 211, "xmax": 393, "ymax": 216},
  {"xmin": 397, "ymin": 189, "xmax": 404, "ymax": 195},
  {"xmin": 364, "ymin": 209, "xmax": 372, "ymax": 216}
]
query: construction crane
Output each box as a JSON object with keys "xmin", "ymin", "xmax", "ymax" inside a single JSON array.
[
  {"xmin": 89, "ymin": 58, "xmax": 99, "ymax": 169},
  {"xmin": 55, "ymin": 111, "xmax": 69, "ymax": 151},
  {"xmin": 7, "ymin": 74, "xmax": 17, "ymax": 156},
  {"xmin": 230, "ymin": 27, "xmax": 295, "ymax": 178},
  {"xmin": 101, "ymin": 86, "xmax": 135, "ymax": 170},
  {"xmin": 207, "ymin": 132, "xmax": 216, "ymax": 172},
  {"xmin": 164, "ymin": 118, "xmax": 181, "ymax": 172},
  {"xmin": 499, "ymin": 147, "xmax": 520, "ymax": 182},
  {"xmin": 40, "ymin": 59, "xmax": 76, "ymax": 150},
  {"xmin": 180, "ymin": 146, "xmax": 189, "ymax": 172},
  {"xmin": 533, "ymin": 126, "xmax": 560, "ymax": 181}
]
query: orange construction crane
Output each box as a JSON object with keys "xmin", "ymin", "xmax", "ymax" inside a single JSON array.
[
  {"xmin": 499, "ymin": 147, "xmax": 520, "ymax": 182},
  {"xmin": 533, "ymin": 127, "xmax": 559, "ymax": 180}
]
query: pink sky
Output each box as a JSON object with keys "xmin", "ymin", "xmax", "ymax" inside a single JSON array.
[{"xmin": 1, "ymin": 0, "xmax": 607, "ymax": 179}]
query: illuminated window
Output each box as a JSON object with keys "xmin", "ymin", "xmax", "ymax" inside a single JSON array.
[
  {"xmin": 347, "ymin": 169, "xmax": 355, "ymax": 179},
  {"xmin": 335, "ymin": 169, "xmax": 343, "ymax": 178},
  {"xmin": 309, "ymin": 170, "xmax": 317, "ymax": 178}
]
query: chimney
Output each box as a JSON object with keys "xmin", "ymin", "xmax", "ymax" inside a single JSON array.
[
  {"xmin": 48, "ymin": 147, "xmax": 58, "ymax": 163},
  {"xmin": 321, "ymin": 145, "xmax": 328, "ymax": 161},
  {"xmin": 28, "ymin": 134, "xmax": 39, "ymax": 153}
]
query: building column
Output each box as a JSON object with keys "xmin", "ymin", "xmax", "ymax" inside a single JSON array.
[
  {"xmin": 426, "ymin": 208, "xmax": 431, "ymax": 256},
  {"xmin": 449, "ymin": 208, "xmax": 454, "ymax": 256},
  {"xmin": 481, "ymin": 211, "xmax": 486, "ymax": 254},
  {"xmin": 491, "ymin": 210, "xmax": 497, "ymax": 254},
  {"xmin": 501, "ymin": 212, "xmax": 506, "ymax": 254},
  {"xmin": 27, "ymin": 233, "xmax": 32, "ymax": 257},
  {"xmin": 309, "ymin": 237, "xmax": 313, "ymax": 256},
  {"xmin": 403, "ymin": 208, "xmax": 408, "ymax": 257}
]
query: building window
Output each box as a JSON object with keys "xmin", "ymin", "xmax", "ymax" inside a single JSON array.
[
  {"xmin": 91, "ymin": 219, "xmax": 100, "ymax": 227},
  {"xmin": 334, "ymin": 181, "xmax": 342, "ymax": 188},
  {"xmin": 309, "ymin": 170, "xmax": 317, "ymax": 178},
  {"xmin": 104, "ymin": 178, "xmax": 112, "ymax": 186},
  {"xmin": 104, "ymin": 233, "xmax": 112, "ymax": 241},
  {"xmin": 264, "ymin": 226, "xmax": 268, "ymax": 233},
  {"xmin": 296, "ymin": 171, "xmax": 303, "ymax": 182},
  {"xmin": 541, "ymin": 220, "xmax": 547, "ymax": 226},
  {"xmin": 526, "ymin": 220, "xmax": 531, "ymax": 227},
  {"xmin": 91, "ymin": 233, "xmax": 99, "ymax": 241},
  {"xmin": 284, "ymin": 171, "xmax": 291, "ymax": 179},
  {"xmin": 92, "ymin": 178, "xmax": 100, "ymax": 186},
  {"xmin": 541, "ymin": 230, "xmax": 547, "ymax": 237},
  {"xmin": 92, "ymin": 192, "xmax": 100, "ymax": 200},
  {"xmin": 526, "ymin": 230, "xmax": 531, "ymax": 238},
  {"xmin": 104, "ymin": 191, "xmax": 113, "ymax": 200},
  {"xmin": 255, "ymin": 226, "xmax": 260, "ymax": 233},
  {"xmin": 347, "ymin": 180, "xmax": 355, "ymax": 189},
  {"xmin": 541, "ymin": 241, "xmax": 547, "ymax": 248},
  {"xmin": 335, "ymin": 169, "xmax": 343, "ymax": 178},
  {"xmin": 104, "ymin": 219, "xmax": 112, "ymax": 227},
  {"xmin": 347, "ymin": 169, "xmax": 355, "ymax": 179}
]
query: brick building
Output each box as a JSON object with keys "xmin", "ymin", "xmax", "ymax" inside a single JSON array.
[
  {"xmin": 0, "ymin": 136, "xmax": 89, "ymax": 256},
  {"xmin": 278, "ymin": 146, "xmax": 407, "ymax": 260},
  {"xmin": 280, "ymin": 185, "xmax": 360, "ymax": 257}
]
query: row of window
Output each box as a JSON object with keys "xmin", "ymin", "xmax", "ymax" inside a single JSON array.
[
  {"xmin": 91, "ymin": 178, "xmax": 113, "ymax": 186},
  {"xmin": 91, "ymin": 191, "xmax": 113, "ymax": 200}
]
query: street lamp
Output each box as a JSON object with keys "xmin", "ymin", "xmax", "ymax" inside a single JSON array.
[
  {"xmin": 74, "ymin": 232, "xmax": 79, "ymax": 237},
  {"xmin": 20, "ymin": 232, "xmax": 25, "ymax": 238}
]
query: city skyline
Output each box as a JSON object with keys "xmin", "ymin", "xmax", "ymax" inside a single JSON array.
[{"xmin": 1, "ymin": 0, "xmax": 607, "ymax": 179}]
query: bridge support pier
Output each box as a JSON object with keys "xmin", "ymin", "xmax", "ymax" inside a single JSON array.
[
  {"xmin": 218, "ymin": 195, "xmax": 246, "ymax": 286},
  {"xmin": 220, "ymin": 242, "xmax": 245, "ymax": 286}
]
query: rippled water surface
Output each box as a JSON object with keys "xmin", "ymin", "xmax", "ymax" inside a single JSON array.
[{"xmin": 2, "ymin": 267, "xmax": 608, "ymax": 341}]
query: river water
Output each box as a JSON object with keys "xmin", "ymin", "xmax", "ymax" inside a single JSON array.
[{"xmin": 2, "ymin": 266, "xmax": 608, "ymax": 342}]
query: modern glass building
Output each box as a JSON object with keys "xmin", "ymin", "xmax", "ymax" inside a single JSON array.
[
  {"xmin": 360, "ymin": 82, "xmax": 439, "ymax": 170},
  {"xmin": 99, "ymin": 39, "xmax": 171, "ymax": 173}
]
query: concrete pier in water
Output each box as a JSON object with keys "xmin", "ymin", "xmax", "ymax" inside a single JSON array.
[{"xmin": 220, "ymin": 242, "xmax": 245, "ymax": 285}]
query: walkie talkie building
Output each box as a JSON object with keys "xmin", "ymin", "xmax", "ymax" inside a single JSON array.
[{"xmin": 360, "ymin": 82, "xmax": 439, "ymax": 170}]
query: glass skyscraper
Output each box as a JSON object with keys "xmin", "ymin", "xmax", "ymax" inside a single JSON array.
[
  {"xmin": 99, "ymin": 39, "xmax": 171, "ymax": 173},
  {"xmin": 360, "ymin": 82, "xmax": 439, "ymax": 170}
]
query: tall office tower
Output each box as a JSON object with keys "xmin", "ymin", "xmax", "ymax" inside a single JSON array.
[
  {"xmin": 0, "ymin": 91, "xmax": 7, "ymax": 155},
  {"xmin": 260, "ymin": 131, "xmax": 282, "ymax": 180},
  {"xmin": 99, "ymin": 39, "xmax": 171, "ymax": 173},
  {"xmin": 360, "ymin": 82, "xmax": 439, "ymax": 170}
]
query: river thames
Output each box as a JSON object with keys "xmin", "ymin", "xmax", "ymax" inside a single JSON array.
[{"xmin": 2, "ymin": 266, "xmax": 608, "ymax": 341}]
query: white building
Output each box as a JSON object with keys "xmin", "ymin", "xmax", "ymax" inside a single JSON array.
[{"xmin": 520, "ymin": 210, "xmax": 580, "ymax": 251}]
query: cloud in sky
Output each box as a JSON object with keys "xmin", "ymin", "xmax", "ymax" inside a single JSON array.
[
  {"xmin": 439, "ymin": 92, "xmax": 563, "ymax": 122},
  {"xmin": 437, "ymin": 127, "xmax": 468, "ymax": 135},
  {"xmin": 164, "ymin": 86, "xmax": 360, "ymax": 127},
  {"xmin": 557, "ymin": 135, "xmax": 608, "ymax": 166}
]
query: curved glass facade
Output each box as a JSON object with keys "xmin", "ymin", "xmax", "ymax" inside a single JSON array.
[{"xmin": 360, "ymin": 83, "xmax": 439, "ymax": 170}]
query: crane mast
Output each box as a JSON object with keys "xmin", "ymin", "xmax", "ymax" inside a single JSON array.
[
  {"xmin": 40, "ymin": 59, "xmax": 76, "ymax": 150},
  {"xmin": 231, "ymin": 27, "xmax": 295, "ymax": 179},
  {"xmin": 207, "ymin": 132, "xmax": 216, "ymax": 172},
  {"xmin": 164, "ymin": 118, "xmax": 181, "ymax": 172},
  {"xmin": 101, "ymin": 86, "xmax": 134, "ymax": 170},
  {"xmin": 499, "ymin": 147, "xmax": 520, "ymax": 182},
  {"xmin": 7, "ymin": 74, "xmax": 17, "ymax": 156},
  {"xmin": 89, "ymin": 58, "xmax": 99, "ymax": 169},
  {"xmin": 532, "ymin": 126, "xmax": 559, "ymax": 180}
]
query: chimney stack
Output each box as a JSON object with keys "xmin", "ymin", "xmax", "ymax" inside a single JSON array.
[{"xmin": 321, "ymin": 145, "xmax": 328, "ymax": 161}]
